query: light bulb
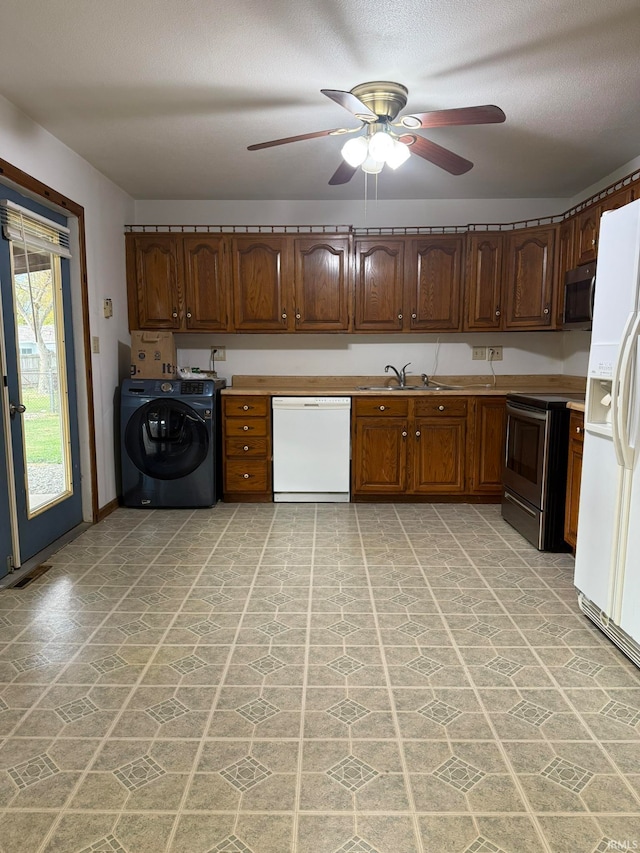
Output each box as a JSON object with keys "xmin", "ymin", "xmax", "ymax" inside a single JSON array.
[
  {"xmin": 341, "ymin": 136, "xmax": 368, "ymax": 167},
  {"xmin": 386, "ymin": 139, "xmax": 411, "ymax": 170},
  {"xmin": 362, "ymin": 155, "xmax": 384, "ymax": 174},
  {"xmin": 368, "ymin": 130, "xmax": 395, "ymax": 161}
]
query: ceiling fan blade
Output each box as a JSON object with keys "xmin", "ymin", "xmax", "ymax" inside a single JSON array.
[
  {"xmin": 328, "ymin": 161, "xmax": 358, "ymax": 186},
  {"xmin": 400, "ymin": 105, "xmax": 506, "ymax": 129},
  {"xmin": 321, "ymin": 89, "xmax": 378, "ymax": 121},
  {"xmin": 247, "ymin": 128, "xmax": 345, "ymax": 151},
  {"xmin": 399, "ymin": 134, "xmax": 473, "ymax": 175}
]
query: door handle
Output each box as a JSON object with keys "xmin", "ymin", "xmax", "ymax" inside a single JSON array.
[{"xmin": 9, "ymin": 402, "xmax": 26, "ymax": 416}]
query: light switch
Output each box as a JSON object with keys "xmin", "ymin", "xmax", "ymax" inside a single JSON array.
[
  {"xmin": 103, "ymin": 298, "xmax": 113, "ymax": 319},
  {"xmin": 92, "ymin": 336, "xmax": 100, "ymax": 354}
]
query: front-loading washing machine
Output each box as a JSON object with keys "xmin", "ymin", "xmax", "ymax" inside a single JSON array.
[{"xmin": 120, "ymin": 377, "xmax": 225, "ymax": 507}]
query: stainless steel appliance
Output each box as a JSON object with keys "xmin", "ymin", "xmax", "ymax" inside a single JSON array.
[
  {"xmin": 502, "ymin": 392, "xmax": 583, "ymax": 550},
  {"xmin": 562, "ymin": 262, "xmax": 596, "ymax": 329}
]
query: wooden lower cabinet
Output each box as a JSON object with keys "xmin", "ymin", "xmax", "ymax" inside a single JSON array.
[
  {"xmin": 564, "ymin": 410, "xmax": 584, "ymax": 549},
  {"xmin": 222, "ymin": 395, "xmax": 272, "ymax": 501},
  {"xmin": 470, "ymin": 396, "xmax": 507, "ymax": 493}
]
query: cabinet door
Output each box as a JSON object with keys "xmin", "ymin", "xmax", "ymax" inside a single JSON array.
[
  {"xmin": 406, "ymin": 236, "xmax": 463, "ymax": 331},
  {"xmin": 231, "ymin": 236, "xmax": 291, "ymax": 331},
  {"xmin": 503, "ymin": 227, "xmax": 555, "ymax": 328},
  {"xmin": 464, "ymin": 232, "xmax": 503, "ymax": 330},
  {"xmin": 470, "ymin": 397, "xmax": 506, "ymax": 494},
  {"xmin": 126, "ymin": 233, "xmax": 182, "ymax": 329},
  {"xmin": 293, "ymin": 235, "xmax": 351, "ymax": 331},
  {"xmin": 564, "ymin": 411, "xmax": 584, "ymax": 549},
  {"xmin": 554, "ymin": 219, "xmax": 575, "ymax": 326},
  {"xmin": 412, "ymin": 417, "xmax": 466, "ymax": 493},
  {"xmin": 354, "ymin": 239, "xmax": 405, "ymax": 331},
  {"xmin": 574, "ymin": 206, "xmax": 599, "ymax": 265},
  {"xmin": 183, "ymin": 235, "xmax": 230, "ymax": 331},
  {"xmin": 352, "ymin": 417, "xmax": 408, "ymax": 493}
]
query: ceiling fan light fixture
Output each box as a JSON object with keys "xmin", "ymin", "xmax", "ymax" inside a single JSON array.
[
  {"xmin": 400, "ymin": 115, "xmax": 422, "ymax": 129},
  {"xmin": 361, "ymin": 154, "xmax": 384, "ymax": 174},
  {"xmin": 341, "ymin": 136, "xmax": 368, "ymax": 167},
  {"xmin": 386, "ymin": 139, "xmax": 411, "ymax": 170},
  {"xmin": 368, "ymin": 130, "xmax": 395, "ymax": 161}
]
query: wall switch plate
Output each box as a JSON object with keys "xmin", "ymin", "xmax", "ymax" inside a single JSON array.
[
  {"xmin": 103, "ymin": 298, "xmax": 113, "ymax": 318},
  {"xmin": 472, "ymin": 346, "xmax": 487, "ymax": 360},
  {"xmin": 488, "ymin": 346, "xmax": 503, "ymax": 361},
  {"xmin": 92, "ymin": 336, "xmax": 100, "ymax": 354},
  {"xmin": 212, "ymin": 346, "xmax": 226, "ymax": 362}
]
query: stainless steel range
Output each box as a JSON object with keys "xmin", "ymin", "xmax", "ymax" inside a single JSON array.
[{"xmin": 502, "ymin": 392, "xmax": 584, "ymax": 551}]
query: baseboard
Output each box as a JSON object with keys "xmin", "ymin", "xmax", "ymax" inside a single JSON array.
[{"xmin": 97, "ymin": 497, "xmax": 120, "ymax": 521}]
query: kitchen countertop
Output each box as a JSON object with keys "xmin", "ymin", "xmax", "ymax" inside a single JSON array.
[
  {"xmin": 221, "ymin": 374, "xmax": 587, "ymax": 398},
  {"xmin": 566, "ymin": 400, "xmax": 586, "ymax": 412}
]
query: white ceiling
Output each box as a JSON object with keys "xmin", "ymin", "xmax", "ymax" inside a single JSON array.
[{"xmin": 1, "ymin": 0, "xmax": 640, "ymax": 202}]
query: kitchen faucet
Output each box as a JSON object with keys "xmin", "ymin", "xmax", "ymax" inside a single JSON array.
[{"xmin": 385, "ymin": 363, "xmax": 411, "ymax": 387}]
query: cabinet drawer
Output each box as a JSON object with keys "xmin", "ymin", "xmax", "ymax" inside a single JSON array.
[
  {"xmin": 224, "ymin": 418, "xmax": 268, "ymax": 437},
  {"xmin": 353, "ymin": 397, "xmax": 410, "ymax": 417},
  {"xmin": 569, "ymin": 411, "xmax": 585, "ymax": 444},
  {"xmin": 224, "ymin": 459, "xmax": 270, "ymax": 491},
  {"xmin": 414, "ymin": 397, "xmax": 468, "ymax": 417},
  {"xmin": 223, "ymin": 396, "xmax": 269, "ymax": 417},
  {"xmin": 225, "ymin": 437, "xmax": 269, "ymax": 457}
]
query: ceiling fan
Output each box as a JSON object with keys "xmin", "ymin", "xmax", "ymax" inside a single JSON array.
[{"xmin": 247, "ymin": 81, "xmax": 506, "ymax": 185}]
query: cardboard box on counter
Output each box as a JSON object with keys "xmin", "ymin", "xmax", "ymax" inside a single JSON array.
[{"xmin": 130, "ymin": 330, "xmax": 177, "ymax": 378}]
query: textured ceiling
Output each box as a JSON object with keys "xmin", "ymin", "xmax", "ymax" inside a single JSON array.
[{"xmin": 1, "ymin": 0, "xmax": 639, "ymax": 201}]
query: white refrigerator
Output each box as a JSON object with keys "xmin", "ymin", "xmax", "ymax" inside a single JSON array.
[{"xmin": 574, "ymin": 197, "xmax": 640, "ymax": 667}]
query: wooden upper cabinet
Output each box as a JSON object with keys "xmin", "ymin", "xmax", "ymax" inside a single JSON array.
[
  {"xmin": 464, "ymin": 232, "xmax": 503, "ymax": 330},
  {"xmin": 293, "ymin": 235, "xmax": 351, "ymax": 331},
  {"xmin": 231, "ymin": 235, "xmax": 292, "ymax": 331},
  {"xmin": 182, "ymin": 235, "xmax": 230, "ymax": 331},
  {"xmin": 574, "ymin": 206, "xmax": 599, "ymax": 266},
  {"xmin": 554, "ymin": 219, "xmax": 575, "ymax": 326},
  {"xmin": 354, "ymin": 238, "xmax": 405, "ymax": 331},
  {"xmin": 127, "ymin": 233, "xmax": 182, "ymax": 329},
  {"xmin": 406, "ymin": 236, "xmax": 464, "ymax": 331},
  {"xmin": 503, "ymin": 227, "xmax": 555, "ymax": 329}
]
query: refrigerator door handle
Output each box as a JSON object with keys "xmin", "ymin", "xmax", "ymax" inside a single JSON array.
[
  {"xmin": 611, "ymin": 312, "xmax": 636, "ymax": 467},
  {"xmin": 616, "ymin": 312, "xmax": 640, "ymax": 468}
]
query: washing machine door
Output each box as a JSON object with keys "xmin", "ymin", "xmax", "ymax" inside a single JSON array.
[{"xmin": 125, "ymin": 400, "xmax": 210, "ymax": 480}]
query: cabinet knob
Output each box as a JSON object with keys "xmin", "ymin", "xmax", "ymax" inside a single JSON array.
[
  {"xmin": 186, "ymin": 310, "xmax": 192, "ymax": 319},
  {"xmin": 411, "ymin": 312, "xmax": 417, "ymax": 319},
  {"xmin": 243, "ymin": 473, "xmax": 250, "ymax": 479},
  {"xmin": 591, "ymin": 238, "xmax": 596, "ymax": 246},
  {"xmin": 397, "ymin": 313, "xmax": 403, "ymax": 320},
  {"xmin": 295, "ymin": 313, "xmax": 301, "ymax": 320},
  {"xmin": 243, "ymin": 445, "xmax": 250, "ymax": 451},
  {"xmin": 379, "ymin": 405, "xmax": 387, "ymax": 411},
  {"xmin": 242, "ymin": 425, "xmax": 250, "ymax": 431},
  {"xmin": 401, "ymin": 430, "xmax": 408, "ymax": 438},
  {"xmin": 172, "ymin": 308, "xmax": 178, "ymax": 318},
  {"xmin": 282, "ymin": 310, "xmax": 287, "ymax": 319},
  {"xmin": 242, "ymin": 405, "xmax": 250, "ymax": 411},
  {"xmin": 576, "ymin": 426, "xmax": 583, "ymax": 434},
  {"xmin": 543, "ymin": 306, "xmax": 550, "ymax": 315},
  {"xmin": 495, "ymin": 309, "xmax": 501, "ymax": 317},
  {"xmin": 415, "ymin": 430, "xmax": 421, "ymax": 437},
  {"xmin": 438, "ymin": 405, "xmax": 445, "ymax": 411}
]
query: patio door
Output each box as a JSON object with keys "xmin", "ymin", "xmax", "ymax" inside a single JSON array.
[{"xmin": 0, "ymin": 190, "xmax": 82, "ymax": 576}]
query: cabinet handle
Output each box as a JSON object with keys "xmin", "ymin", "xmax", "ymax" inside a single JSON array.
[
  {"xmin": 242, "ymin": 425, "xmax": 251, "ymax": 431},
  {"xmin": 172, "ymin": 308, "xmax": 178, "ymax": 318},
  {"xmin": 495, "ymin": 308, "xmax": 501, "ymax": 317},
  {"xmin": 397, "ymin": 312, "xmax": 403, "ymax": 320},
  {"xmin": 543, "ymin": 305, "xmax": 550, "ymax": 315},
  {"xmin": 242, "ymin": 405, "xmax": 250, "ymax": 411},
  {"xmin": 243, "ymin": 445, "xmax": 250, "ymax": 451},
  {"xmin": 401, "ymin": 430, "xmax": 408, "ymax": 438},
  {"xmin": 282, "ymin": 308, "xmax": 287, "ymax": 319},
  {"xmin": 411, "ymin": 312, "xmax": 417, "ymax": 319},
  {"xmin": 576, "ymin": 426, "xmax": 583, "ymax": 434},
  {"xmin": 591, "ymin": 238, "xmax": 596, "ymax": 246},
  {"xmin": 186, "ymin": 309, "xmax": 192, "ymax": 319},
  {"xmin": 379, "ymin": 405, "xmax": 387, "ymax": 411},
  {"xmin": 243, "ymin": 473, "xmax": 251, "ymax": 479},
  {"xmin": 438, "ymin": 405, "xmax": 445, "ymax": 411},
  {"xmin": 415, "ymin": 430, "xmax": 421, "ymax": 437},
  {"xmin": 295, "ymin": 312, "xmax": 301, "ymax": 320}
]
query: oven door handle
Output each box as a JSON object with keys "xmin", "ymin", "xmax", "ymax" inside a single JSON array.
[{"xmin": 506, "ymin": 402, "xmax": 548, "ymax": 422}]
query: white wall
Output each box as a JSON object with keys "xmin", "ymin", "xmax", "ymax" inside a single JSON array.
[{"xmin": 0, "ymin": 94, "xmax": 134, "ymax": 511}]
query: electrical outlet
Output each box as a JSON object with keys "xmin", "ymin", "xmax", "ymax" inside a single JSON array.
[
  {"xmin": 488, "ymin": 346, "xmax": 503, "ymax": 361},
  {"xmin": 211, "ymin": 346, "xmax": 226, "ymax": 362},
  {"xmin": 472, "ymin": 346, "xmax": 487, "ymax": 361}
]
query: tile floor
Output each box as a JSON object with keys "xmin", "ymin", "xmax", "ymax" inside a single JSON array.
[{"xmin": 0, "ymin": 502, "xmax": 639, "ymax": 853}]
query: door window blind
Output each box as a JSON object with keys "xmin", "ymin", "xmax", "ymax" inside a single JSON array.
[{"xmin": 0, "ymin": 199, "xmax": 71, "ymax": 258}]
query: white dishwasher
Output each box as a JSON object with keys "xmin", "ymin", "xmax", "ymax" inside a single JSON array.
[{"xmin": 272, "ymin": 397, "xmax": 351, "ymax": 502}]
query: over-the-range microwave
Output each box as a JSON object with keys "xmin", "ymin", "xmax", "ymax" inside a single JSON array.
[{"xmin": 562, "ymin": 262, "xmax": 596, "ymax": 330}]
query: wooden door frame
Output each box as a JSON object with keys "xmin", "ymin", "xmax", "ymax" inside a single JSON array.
[{"xmin": 0, "ymin": 156, "xmax": 99, "ymax": 523}]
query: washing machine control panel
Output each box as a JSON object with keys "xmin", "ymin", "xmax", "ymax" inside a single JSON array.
[{"xmin": 160, "ymin": 382, "xmax": 173, "ymax": 393}]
